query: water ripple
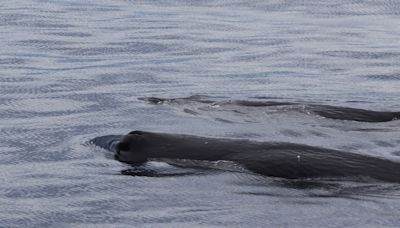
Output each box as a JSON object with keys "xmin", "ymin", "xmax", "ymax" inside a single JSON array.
[{"xmin": 1, "ymin": 0, "xmax": 400, "ymax": 227}]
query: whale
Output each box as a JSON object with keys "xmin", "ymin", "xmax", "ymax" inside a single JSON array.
[
  {"xmin": 108, "ymin": 130, "xmax": 400, "ymax": 182},
  {"xmin": 140, "ymin": 96, "xmax": 400, "ymax": 123}
]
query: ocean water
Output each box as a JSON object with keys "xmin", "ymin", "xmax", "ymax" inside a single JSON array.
[{"xmin": 1, "ymin": 0, "xmax": 400, "ymax": 227}]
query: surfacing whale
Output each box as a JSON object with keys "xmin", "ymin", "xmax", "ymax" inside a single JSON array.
[
  {"xmin": 140, "ymin": 96, "xmax": 400, "ymax": 123},
  {"xmin": 112, "ymin": 130, "xmax": 400, "ymax": 182}
]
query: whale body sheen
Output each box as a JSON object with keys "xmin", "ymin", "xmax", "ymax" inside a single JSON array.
[{"xmin": 114, "ymin": 131, "xmax": 400, "ymax": 182}]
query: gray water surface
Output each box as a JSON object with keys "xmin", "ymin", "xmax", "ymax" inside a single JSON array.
[{"xmin": 1, "ymin": 0, "xmax": 400, "ymax": 227}]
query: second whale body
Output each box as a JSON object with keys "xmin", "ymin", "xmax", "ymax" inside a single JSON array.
[{"xmin": 140, "ymin": 96, "xmax": 400, "ymax": 123}]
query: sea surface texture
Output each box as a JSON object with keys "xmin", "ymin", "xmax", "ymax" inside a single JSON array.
[{"xmin": 1, "ymin": 0, "xmax": 400, "ymax": 227}]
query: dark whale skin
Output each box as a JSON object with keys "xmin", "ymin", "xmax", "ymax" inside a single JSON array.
[
  {"xmin": 140, "ymin": 96, "xmax": 400, "ymax": 123},
  {"xmin": 114, "ymin": 131, "xmax": 400, "ymax": 182}
]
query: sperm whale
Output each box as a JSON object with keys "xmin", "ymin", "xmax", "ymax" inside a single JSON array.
[{"xmin": 100, "ymin": 130, "xmax": 400, "ymax": 182}]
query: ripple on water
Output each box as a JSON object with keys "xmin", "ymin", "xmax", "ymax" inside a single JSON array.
[
  {"xmin": 45, "ymin": 31, "xmax": 92, "ymax": 37},
  {"xmin": 0, "ymin": 58, "xmax": 27, "ymax": 65},
  {"xmin": 362, "ymin": 73, "xmax": 400, "ymax": 81},
  {"xmin": 1, "ymin": 0, "xmax": 400, "ymax": 227},
  {"xmin": 0, "ymin": 97, "xmax": 93, "ymax": 113}
]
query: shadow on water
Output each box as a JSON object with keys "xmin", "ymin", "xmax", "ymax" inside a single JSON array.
[
  {"xmin": 233, "ymin": 175, "xmax": 400, "ymax": 202},
  {"xmin": 120, "ymin": 167, "xmax": 211, "ymax": 177}
]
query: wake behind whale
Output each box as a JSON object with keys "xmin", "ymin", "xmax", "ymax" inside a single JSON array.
[{"xmin": 92, "ymin": 131, "xmax": 400, "ymax": 183}]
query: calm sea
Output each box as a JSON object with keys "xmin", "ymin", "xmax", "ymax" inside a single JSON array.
[{"xmin": 1, "ymin": 0, "xmax": 400, "ymax": 227}]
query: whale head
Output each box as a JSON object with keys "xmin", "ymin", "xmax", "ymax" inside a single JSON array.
[{"xmin": 115, "ymin": 131, "xmax": 149, "ymax": 164}]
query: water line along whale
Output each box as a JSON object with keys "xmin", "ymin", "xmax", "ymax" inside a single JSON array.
[{"xmin": 112, "ymin": 130, "xmax": 400, "ymax": 182}]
